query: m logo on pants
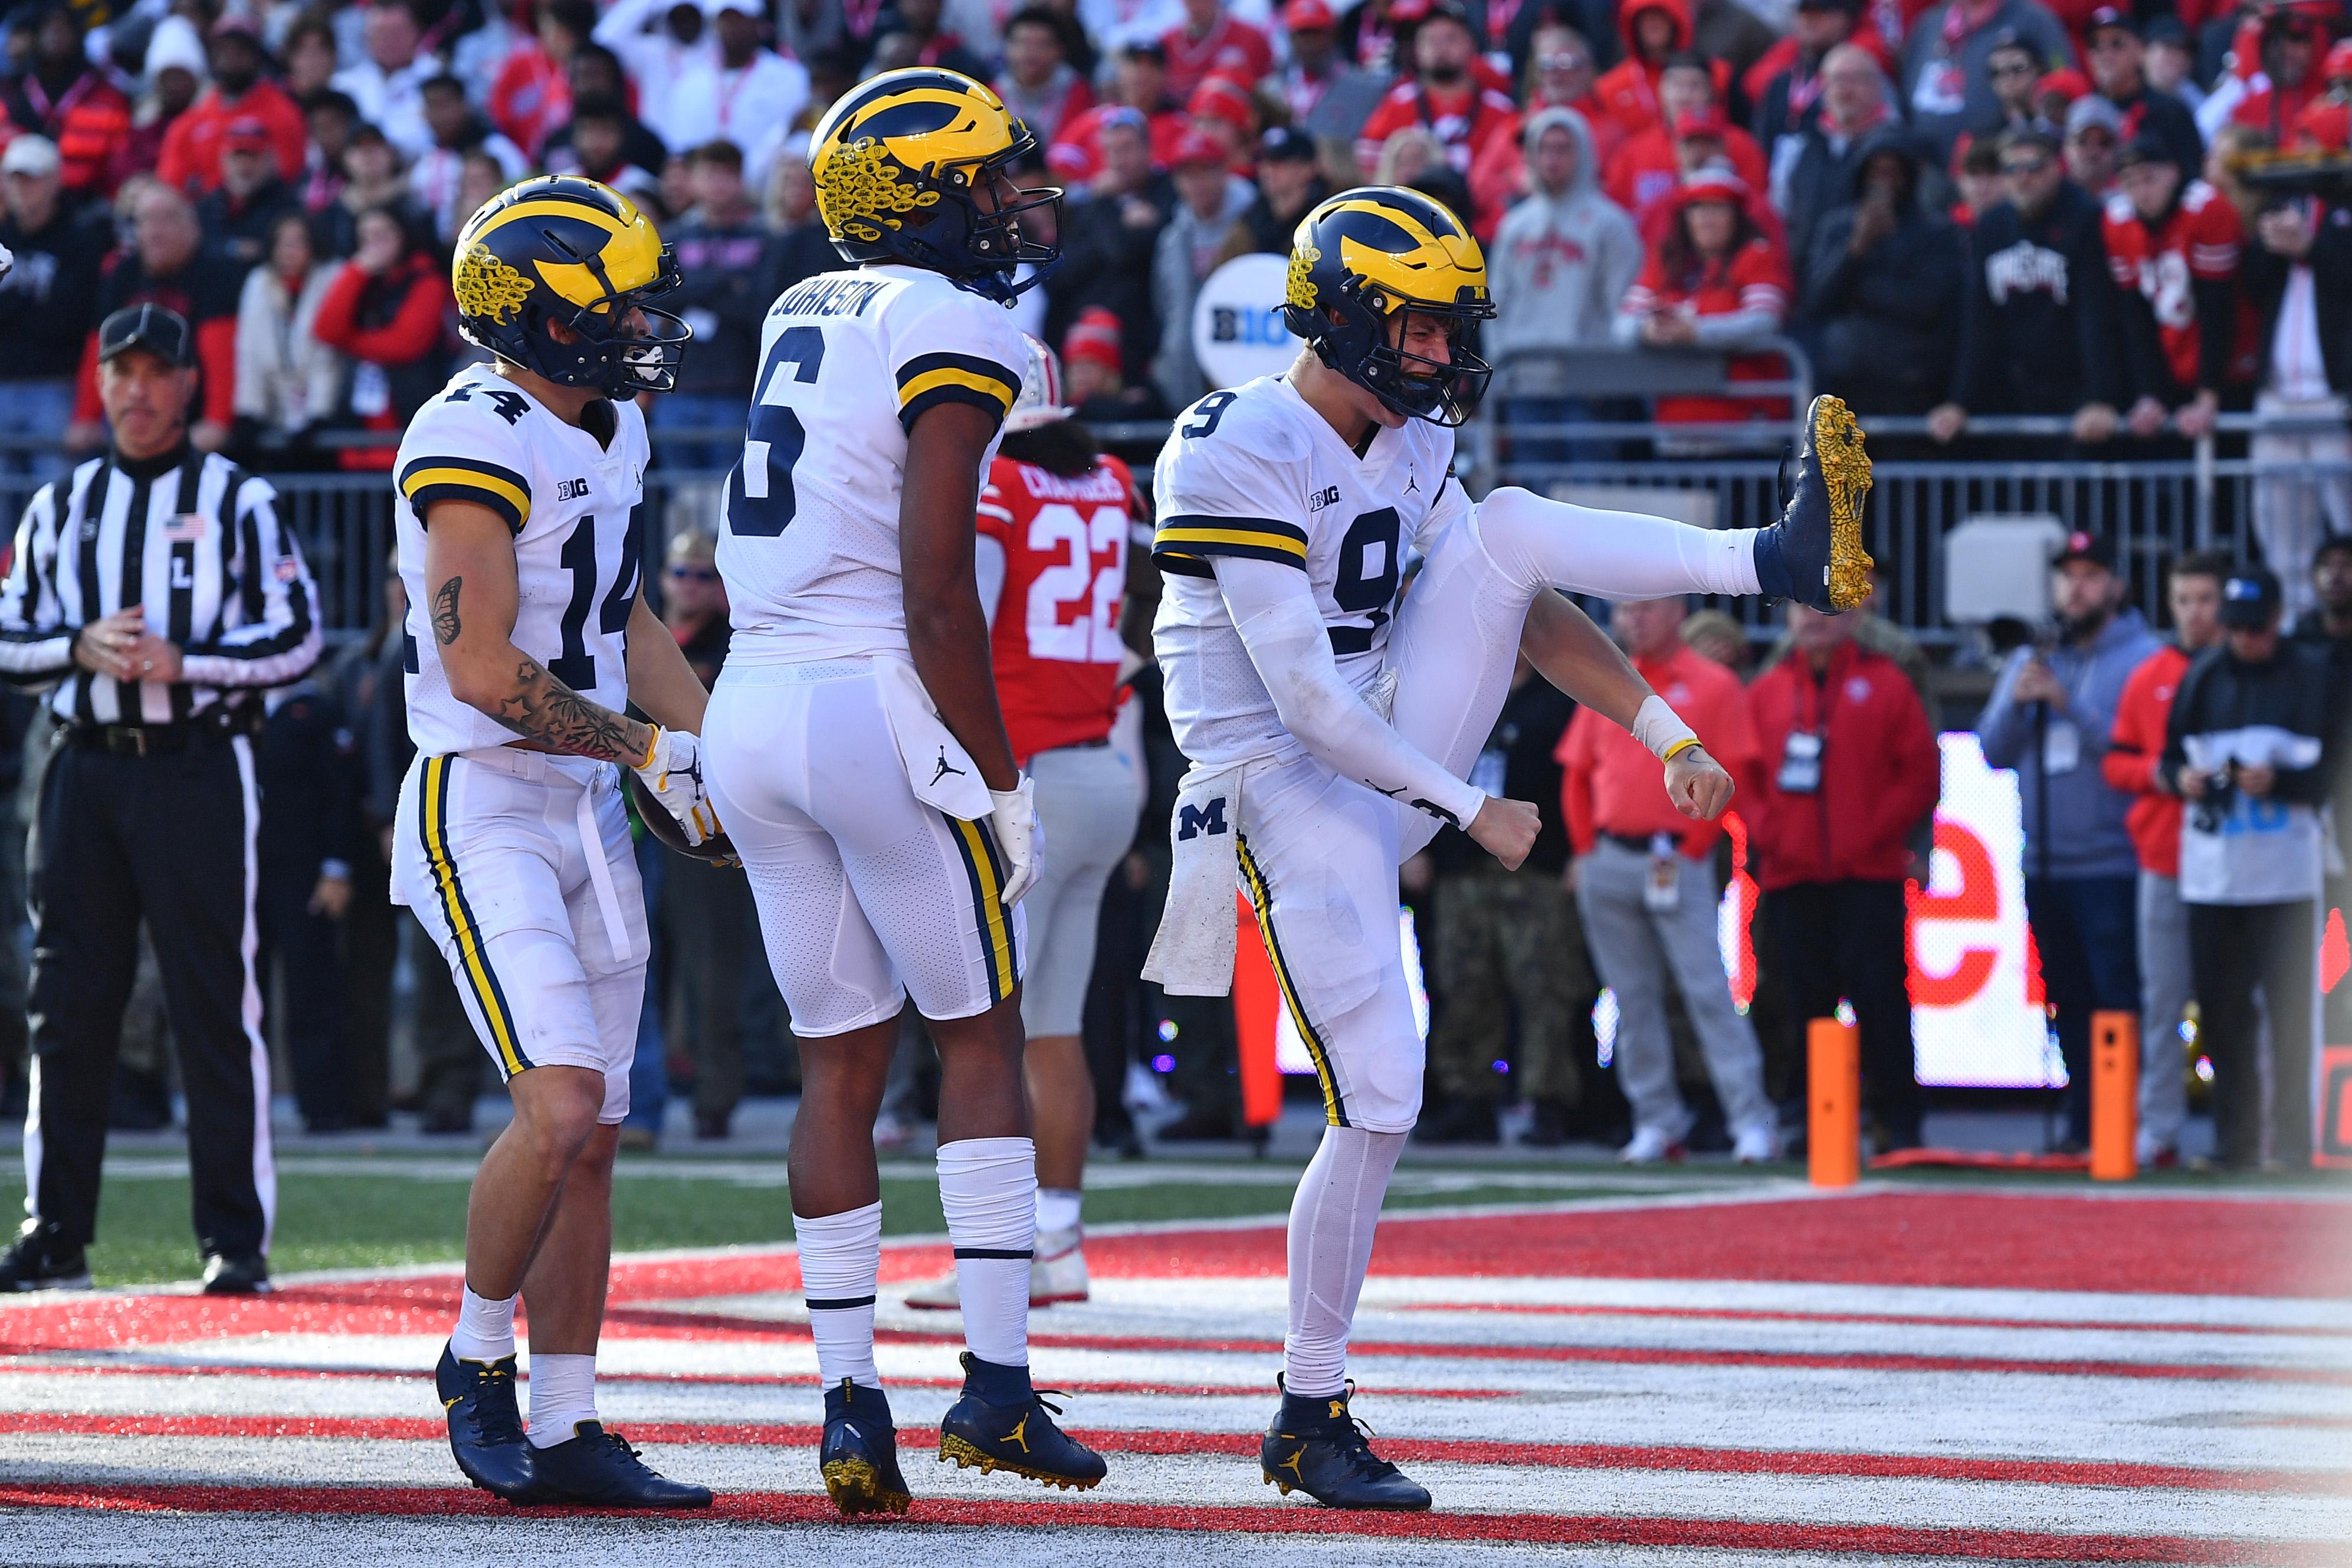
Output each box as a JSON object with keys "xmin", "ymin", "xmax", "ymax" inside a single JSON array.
[{"xmin": 1178, "ymin": 796, "xmax": 1229, "ymax": 841}]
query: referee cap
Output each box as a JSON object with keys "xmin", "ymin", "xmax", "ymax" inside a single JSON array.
[{"xmin": 97, "ymin": 304, "xmax": 196, "ymax": 369}]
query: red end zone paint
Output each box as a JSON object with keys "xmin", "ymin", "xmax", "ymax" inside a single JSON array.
[
  {"xmin": 6, "ymin": 1412, "xmax": 2343, "ymax": 1495},
  {"xmin": 0, "ymin": 1482, "xmax": 2328, "ymax": 1564}
]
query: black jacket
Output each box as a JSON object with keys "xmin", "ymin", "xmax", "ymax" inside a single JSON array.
[
  {"xmin": 1802, "ymin": 129, "xmax": 1965, "ymax": 415},
  {"xmin": 0, "ymin": 203, "xmax": 107, "ymax": 381},
  {"xmin": 1047, "ymin": 177, "xmax": 1175, "ymax": 385},
  {"xmin": 198, "ymin": 176, "xmax": 303, "ymax": 277},
  {"xmin": 2105, "ymin": 85, "xmax": 2204, "ymax": 178},
  {"xmin": 2241, "ymin": 198, "xmax": 2352, "ymax": 398},
  {"xmin": 2160, "ymin": 639, "xmax": 2334, "ymax": 808},
  {"xmin": 1779, "ymin": 115, "xmax": 1880, "ymax": 298},
  {"xmin": 667, "ymin": 214, "xmax": 774, "ymax": 398},
  {"xmin": 1950, "ymin": 181, "xmax": 2124, "ymax": 414},
  {"xmin": 257, "ymin": 682, "xmax": 366, "ymax": 882},
  {"xmin": 1428, "ymin": 676, "xmax": 1578, "ymax": 875}
]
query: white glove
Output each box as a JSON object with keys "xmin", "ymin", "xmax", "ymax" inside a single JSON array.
[
  {"xmin": 633, "ymin": 725, "xmax": 721, "ymax": 846},
  {"xmin": 988, "ymin": 772, "xmax": 1041, "ymax": 907},
  {"xmin": 0, "ymin": 242, "xmax": 15, "ymax": 284}
]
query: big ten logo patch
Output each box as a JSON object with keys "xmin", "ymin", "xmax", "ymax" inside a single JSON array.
[{"xmin": 1177, "ymin": 795, "xmax": 1229, "ymax": 841}]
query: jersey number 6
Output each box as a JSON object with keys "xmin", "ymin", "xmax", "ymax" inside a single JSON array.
[{"xmin": 728, "ymin": 326, "xmax": 826, "ymax": 538}]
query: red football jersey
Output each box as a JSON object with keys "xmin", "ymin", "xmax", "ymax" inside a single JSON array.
[
  {"xmin": 2102, "ymin": 181, "xmax": 2253, "ymax": 391},
  {"xmin": 977, "ymin": 452, "xmax": 1137, "ymax": 765}
]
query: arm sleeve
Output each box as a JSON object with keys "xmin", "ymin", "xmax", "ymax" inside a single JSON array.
[
  {"xmin": 1975, "ymin": 648, "xmax": 2034, "ymax": 770},
  {"xmin": 0, "ymin": 484, "xmax": 74, "ymax": 686},
  {"xmin": 180, "ymin": 475, "xmax": 324, "ymax": 689},
  {"xmin": 1215, "ymin": 553, "xmax": 1486, "ymax": 829}
]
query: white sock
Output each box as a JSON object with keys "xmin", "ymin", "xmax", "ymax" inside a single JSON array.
[
  {"xmin": 1475, "ymin": 486, "xmax": 1762, "ymax": 600},
  {"xmin": 1284, "ymin": 1125, "xmax": 1406, "ymax": 1398},
  {"xmin": 795, "ymin": 1200, "xmax": 883, "ymax": 1390},
  {"xmin": 1035, "ymin": 1186, "xmax": 1082, "ymax": 1236},
  {"xmin": 525, "ymin": 1352, "xmax": 597, "ymax": 1447},
  {"xmin": 451, "ymin": 1285, "xmax": 516, "ymax": 1362},
  {"xmin": 938, "ymin": 1136, "xmax": 1036, "ymax": 1367}
]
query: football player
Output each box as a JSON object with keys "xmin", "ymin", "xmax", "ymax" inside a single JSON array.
[
  {"xmin": 398, "ymin": 176, "xmax": 721, "ymax": 1509},
  {"xmin": 1147, "ymin": 186, "xmax": 1869, "ymax": 1509},
  {"xmin": 698, "ymin": 70, "xmax": 1108, "ymax": 1515},
  {"xmin": 904, "ymin": 336, "xmax": 1147, "ymax": 1313}
]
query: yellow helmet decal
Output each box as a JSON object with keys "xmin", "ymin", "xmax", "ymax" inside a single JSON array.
[
  {"xmin": 454, "ymin": 245, "xmax": 534, "ymax": 326},
  {"xmin": 464, "ymin": 188, "xmax": 665, "ymax": 313},
  {"xmin": 818, "ymin": 139, "xmax": 944, "ymax": 242},
  {"xmin": 811, "ymin": 70, "xmax": 1019, "ymax": 243},
  {"xmin": 1327, "ymin": 195, "xmax": 1488, "ymax": 310},
  {"xmin": 1285, "ymin": 240, "xmax": 1321, "ymax": 310}
]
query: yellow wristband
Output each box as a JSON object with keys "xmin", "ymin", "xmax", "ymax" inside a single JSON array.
[
  {"xmin": 1662, "ymin": 737, "xmax": 1703, "ymax": 762},
  {"xmin": 637, "ymin": 725, "xmax": 661, "ymax": 772}
]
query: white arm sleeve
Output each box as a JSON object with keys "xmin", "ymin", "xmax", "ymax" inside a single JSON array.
[
  {"xmin": 974, "ymin": 533, "xmax": 1007, "ymax": 634},
  {"xmin": 1214, "ymin": 554, "xmax": 1486, "ymax": 830}
]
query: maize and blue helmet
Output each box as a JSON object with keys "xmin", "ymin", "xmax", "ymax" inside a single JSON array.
[
  {"xmin": 1281, "ymin": 186, "xmax": 1495, "ymax": 427},
  {"xmin": 809, "ymin": 67, "xmax": 1061, "ymax": 306},
  {"xmin": 451, "ymin": 175, "xmax": 690, "ymax": 398}
]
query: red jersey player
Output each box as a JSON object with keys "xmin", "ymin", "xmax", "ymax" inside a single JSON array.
[
  {"xmin": 904, "ymin": 335, "xmax": 1146, "ymax": 1313},
  {"xmin": 2104, "ymin": 139, "xmax": 2252, "ymax": 438}
]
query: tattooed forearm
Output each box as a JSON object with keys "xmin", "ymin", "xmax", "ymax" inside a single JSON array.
[
  {"xmin": 488, "ymin": 657, "xmax": 653, "ymax": 762},
  {"xmin": 432, "ymin": 578, "xmax": 462, "ymax": 645}
]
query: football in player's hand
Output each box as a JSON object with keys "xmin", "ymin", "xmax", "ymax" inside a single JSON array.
[{"xmin": 624, "ymin": 767, "xmax": 739, "ymax": 865}]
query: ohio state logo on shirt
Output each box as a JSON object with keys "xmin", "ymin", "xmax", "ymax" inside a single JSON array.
[{"xmin": 1984, "ymin": 241, "xmax": 2071, "ymax": 306}]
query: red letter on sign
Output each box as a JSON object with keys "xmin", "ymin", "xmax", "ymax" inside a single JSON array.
[{"xmin": 1907, "ymin": 821, "xmax": 1999, "ymax": 1008}]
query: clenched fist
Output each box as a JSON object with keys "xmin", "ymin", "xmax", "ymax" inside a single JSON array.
[
  {"xmin": 1468, "ymin": 795, "xmax": 1543, "ymax": 870},
  {"xmin": 1665, "ymin": 744, "xmax": 1734, "ymax": 820}
]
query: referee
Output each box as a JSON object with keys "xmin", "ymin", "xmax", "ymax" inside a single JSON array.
[{"xmin": 0, "ymin": 304, "xmax": 320, "ymax": 1294}]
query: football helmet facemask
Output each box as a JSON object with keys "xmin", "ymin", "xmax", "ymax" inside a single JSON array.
[
  {"xmin": 809, "ymin": 67, "xmax": 1061, "ymax": 306},
  {"xmin": 1281, "ymin": 186, "xmax": 1495, "ymax": 427},
  {"xmin": 452, "ymin": 175, "xmax": 691, "ymax": 398}
]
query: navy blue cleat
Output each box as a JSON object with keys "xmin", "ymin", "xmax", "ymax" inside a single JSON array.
[
  {"xmin": 1261, "ymin": 1380, "xmax": 1432, "ymax": 1511},
  {"xmin": 1751, "ymin": 394, "xmax": 1873, "ymax": 613},
  {"xmin": 821, "ymin": 1377, "xmax": 912, "ymax": 1517},
  {"xmin": 521, "ymin": 1421, "xmax": 713, "ymax": 1508},
  {"xmin": 435, "ymin": 1341, "xmax": 536, "ymax": 1502},
  {"xmin": 937, "ymin": 1352, "xmax": 1107, "ymax": 1492}
]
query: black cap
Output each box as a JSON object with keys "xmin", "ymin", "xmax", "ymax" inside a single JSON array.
[
  {"xmin": 2141, "ymin": 14, "xmax": 2187, "ymax": 47},
  {"xmin": 1258, "ymin": 124, "xmax": 1317, "ymax": 164},
  {"xmin": 96, "ymin": 303, "xmax": 194, "ymax": 369},
  {"xmin": 2085, "ymin": 4, "xmax": 2137, "ymax": 37},
  {"xmin": 2117, "ymin": 132, "xmax": 2179, "ymax": 168},
  {"xmin": 2219, "ymin": 567, "xmax": 2283, "ymax": 629},
  {"xmin": 2053, "ymin": 529, "xmax": 2117, "ymax": 570}
]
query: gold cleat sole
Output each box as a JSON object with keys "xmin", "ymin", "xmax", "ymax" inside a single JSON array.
[
  {"xmin": 821, "ymin": 1457, "xmax": 912, "ymax": 1518},
  {"xmin": 1264, "ymin": 1469, "xmax": 1295, "ymax": 1496},
  {"xmin": 937, "ymin": 1433, "xmax": 1104, "ymax": 1492},
  {"xmin": 1809, "ymin": 393, "xmax": 1875, "ymax": 611}
]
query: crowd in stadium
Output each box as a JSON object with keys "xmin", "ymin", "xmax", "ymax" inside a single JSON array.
[{"xmin": 0, "ymin": 0, "xmax": 2340, "ymax": 1176}]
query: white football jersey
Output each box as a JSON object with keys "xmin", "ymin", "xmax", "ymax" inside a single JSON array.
[
  {"xmin": 716, "ymin": 263, "xmax": 1026, "ymax": 662},
  {"xmin": 395, "ymin": 365, "xmax": 651, "ymax": 756},
  {"xmin": 1150, "ymin": 375, "xmax": 1466, "ymax": 768}
]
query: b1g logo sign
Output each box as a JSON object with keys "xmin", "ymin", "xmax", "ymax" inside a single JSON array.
[
  {"xmin": 1906, "ymin": 734, "xmax": 2066, "ymax": 1088},
  {"xmin": 1193, "ymin": 254, "xmax": 1298, "ymax": 391}
]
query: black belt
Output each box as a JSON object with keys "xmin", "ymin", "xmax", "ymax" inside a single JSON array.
[
  {"xmin": 64, "ymin": 704, "xmax": 263, "ymax": 756},
  {"xmin": 1600, "ymin": 831, "xmax": 1668, "ymax": 852}
]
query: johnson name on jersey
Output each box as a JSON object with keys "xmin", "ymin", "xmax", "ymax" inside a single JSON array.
[
  {"xmin": 716, "ymin": 263, "xmax": 1026, "ymax": 661},
  {"xmin": 395, "ymin": 365, "xmax": 651, "ymax": 756},
  {"xmin": 1150, "ymin": 374, "xmax": 1467, "ymax": 769}
]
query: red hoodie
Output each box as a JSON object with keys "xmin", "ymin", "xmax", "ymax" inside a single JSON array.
[
  {"xmin": 1746, "ymin": 639, "xmax": 1941, "ymax": 891},
  {"xmin": 2101, "ymin": 642, "xmax": 2192, "ymax": 878},
  {"xmin": 1592, "ymin": 0, "xmax": 1731, "ymax": 137}
]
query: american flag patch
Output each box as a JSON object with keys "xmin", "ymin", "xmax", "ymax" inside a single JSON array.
[
  {"xmin": 163, "ymin": 513, "xmax": 207, "ymax": 542},
  {"xmin": 275, "ymin": 557, "xmax": 300, "ymax": 582}
]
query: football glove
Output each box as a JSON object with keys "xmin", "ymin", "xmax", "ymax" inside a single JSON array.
[
  {"xmin": 633, "ymin": 725, "xmax": 722, "ymax": 847},
  {"xmin": 988, "ymin": 772, "xmax": 1041, "ymax": 907}
]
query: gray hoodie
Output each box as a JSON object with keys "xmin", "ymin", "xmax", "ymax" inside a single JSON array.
[
  {"xmin": 1977, "ymin": 606, "xmax": 2163, "ymax": 881},
  {"xmin": 1487, "ymin": 108, "xmax": 1644, "ymax": 372}
]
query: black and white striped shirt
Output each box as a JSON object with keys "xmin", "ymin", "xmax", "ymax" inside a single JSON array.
[{"xmin": 0, "ymin": 445, "xmax": 321, "ymax": 724}]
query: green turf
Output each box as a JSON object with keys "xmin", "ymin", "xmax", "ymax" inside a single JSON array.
[{"xmin": 1, "ymin": 1165, "xmax": 1654, "ymax": 1288}]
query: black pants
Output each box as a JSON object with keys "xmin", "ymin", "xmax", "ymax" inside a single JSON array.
[
  {"xmin": 27, "ymin": 733, "xmax": 272, "ymax": 1258},
  {"xmin": 1764, "ymin": 879, "xmax": 1922, "ymax": 1145},
  {"xmin": 2187, "ymin": 899, "xmax": 2317, "ymax": 1169},
  {"xmin": 2023, "ymin": 875, "xmax": 2141, "ymax": 1146},
  {"xmin": 260, "ymin": 855, "xmax": 349, "ymax": 1131}
]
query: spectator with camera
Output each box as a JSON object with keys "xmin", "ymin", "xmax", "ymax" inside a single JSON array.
[
  {"xmin": 2101, "ymin": 549, "xmax": 2230, "ymax": 1167},
  {"xmin": 1802, "ymin": 129, "xmax": 1966, "ymax": 418},
  {"xmin": 1928, "ymin": 127, "xmax": 2127, "ymax": 450},
  {"xmin": 1748, "ymin": 600, "xmax": 1941, "ymax": 1153},
  {"xmin": 1978, "ymin": 530, "xmax": 2160, "ymax": 1153},
  {"xmin": 2162, "ymin": 566, "xmax": 2331, "ymax": 1171}
]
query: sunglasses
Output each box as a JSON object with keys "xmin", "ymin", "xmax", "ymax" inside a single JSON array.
[
  {"xmin": 2001, "ymin": 158, "xmax": 2054, "ymax": 176},
  {"xmin": 667, "ymin": 564, "xmax": 719, "ymax": 581}
]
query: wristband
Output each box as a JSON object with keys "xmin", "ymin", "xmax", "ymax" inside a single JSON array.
[
  {"xmin": 1631, "ymin": 695, "xmax": 1699, "ymax": 762},
  {"xmin": 1662, "ymin": 737, "xmax": 1703, "ymax": 762},
  {"xmin": 635, "ymin": 724, "xmax": 661, "ymax": 772}
]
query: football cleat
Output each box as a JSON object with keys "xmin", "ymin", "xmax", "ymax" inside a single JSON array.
[
  {"xmin": 521, "ymin": 1422, "xmax": 713, "ymax": 1508},
  {"xmin": 900, "ymin": 1271, "xmax": 962, "ymax": 1311},
  {"xmin": 1261, "ymin": 1380, "xmax": 1431, "ymax": 1511},
  {"xmin": 435, "ymin": 1342, "xmax": 536, "ymax": 1501},
  {"xmin": 200, "ymin": 1252, "xmax": 271, "ymax": 1295},
  {"xmin": 0, "ymin": 1221, "xmax": 90, "ymax": 1292},
  {"xmin": 821, "ymin": 1377, "xmax": 912, "ymax": 1517},
  {"xmin": 938, "ymin": 1352, "xmax": 1107, "ymax": 1491},
  {"xmin": 1029, "ymin": 1225, "xmax": 1088, "ymax": 1306},
  {"xmin": 1753, "ymin": 394, "xmax": 1874, "ymax": 612}
]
